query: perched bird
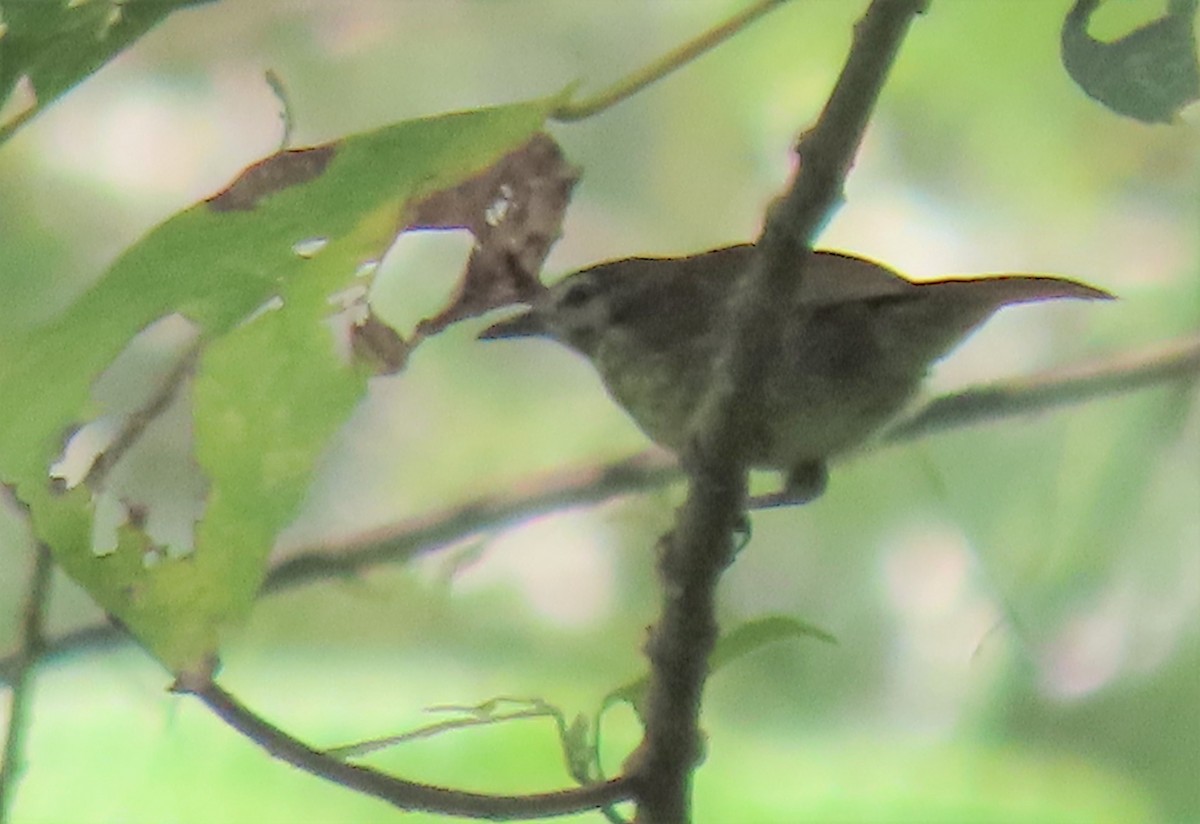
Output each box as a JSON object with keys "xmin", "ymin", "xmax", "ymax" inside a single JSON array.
[{"xmin": 479, "ymin": 244, "xmax": 1112, "ymax": 504}]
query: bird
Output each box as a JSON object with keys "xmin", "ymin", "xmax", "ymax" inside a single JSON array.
[{"xmin": 478, "ymin": 243, "xmax": 1113, "ymax": 505}]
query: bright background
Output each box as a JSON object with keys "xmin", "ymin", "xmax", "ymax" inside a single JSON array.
[{"xmin": 1, "ymin": 2, "xmax": 1197, "ymax": 822}]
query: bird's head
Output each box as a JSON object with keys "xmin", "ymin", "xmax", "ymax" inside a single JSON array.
[{"xmin": 478, "ymin": 264, "xmax": 640, "ymax": 356}]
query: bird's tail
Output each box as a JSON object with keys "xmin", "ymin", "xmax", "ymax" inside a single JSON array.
[
  {"xmin": 924, "ymin": 274, "xmax": 1115, "ymax": 306},
  {"xmin": 876, "ymin": 274, "xmax": 1114, "ymax": 367}
]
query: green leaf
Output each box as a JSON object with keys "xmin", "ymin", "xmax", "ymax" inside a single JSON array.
[
  {"xmin": 1061, "ymin": 0, "xmax": 1200, "ymax": 123},
  {"xmin": 709, "ymin": 614, "xmax": 836, "ymax": 671},
  {"xmin": 0, "ymin": 0, "xmax": 214, "ymax": 142},
  {"xmin": 594, "ymin": 615, "xmax": 834, "ymax": 767},
  {"xmin": 0, "ymin": 96, "xmax": 562, "ymax": 673}
]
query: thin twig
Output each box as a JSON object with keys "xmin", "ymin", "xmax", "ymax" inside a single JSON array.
[
  {"xmin": 327, "ymin": 711, "xmax": 553, "ymax": 759},
  {"xmin": 0, "ymin": 544, "xmax": 54, "ymax": 824},
  {"xmin": 629, "ymin": 2, "xmax": 928, "ymax": 821},
  {"xmin": 262, "ymin": 451, "xmax": 676, "ymax": 594},
  {"xmin": 326, "ymin": 700, "xmax": 560, "ymax": 759},
  {"xmin": 172, "ymin": 673, "xmax": 635, "ymax": 820},
  {"xmin": 81, "ymin": 340, "xmax": 202, "ymax": 491},
  {"xmin": 882, "ymin": 334, "xmax": 1200, "ymax": 442},
  {"xmin": 264, "ymin": 69, "xmax": 294, "ymax": 150},
  {"xmin": 2, "ymin": 333, "xmax": 1196, "ymax": 683},
  {"xmin": 551, "ymin": 0, "xmax": 791, "ymax": 122}
]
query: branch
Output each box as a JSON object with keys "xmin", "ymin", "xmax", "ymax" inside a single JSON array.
[
  {"xmin": 172, "ymin": 673, "xmax": 634, "ymax": 820},
  {"xmin": 79, "ymin": 339, "xmax": 202, "ymax": 492},
  {"xmin": 4, "ymin": 333, "xmax": 1196, "ymax": 682},
  {"xmin": 881, "ymin": 334, "xmax": 1200, "ymax": 443},
  {"xmin": 262, "ymin": 451, "xmax": 675, "ymax": 594},
  {"xmin": 0, "ymin": 544, "xmax": 53, "ymax": 824},
  {"xmin": 552, "ymin": 0, "xmax": 791, "ymax": 121},
  {"xmin": 629, "ymin": 2, "xmax": 928, "ymax": 822}
]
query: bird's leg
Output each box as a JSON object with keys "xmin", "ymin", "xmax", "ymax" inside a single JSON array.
[
  {"xmin": 747, "ymin": 460, "xmax": 828, "ymax": 509},
  {"xmin": 733, "ymin": 514, "xmax": 752, "ymax": 552}
]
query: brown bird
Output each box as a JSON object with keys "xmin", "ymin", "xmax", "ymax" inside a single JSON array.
[{"xmin": 480, "ymin": 244, "xmax": 1113, "ymax": 503}]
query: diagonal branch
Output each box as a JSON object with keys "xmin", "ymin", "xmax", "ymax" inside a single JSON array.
[
  {"xmin": 3, "ymin": 333, "xmax": 1195, "ymax": 683},
  {"xmin": 882, "ymin": 333, "xmax": 1200, "ymax": 442},
  {"xmin": 628, "ymin": 2, "xmax": 928, "ymax": 822},
  {"xmin": 262, "ymin": 451, "xmax": 676, "ymax": 594},
  {"xmin": 79, "ymin": 339, "xmax": 202, "ymax": 492},
  {"xmin": 552, "ymin": 0, "xmax": 792, "ymax": 122}
]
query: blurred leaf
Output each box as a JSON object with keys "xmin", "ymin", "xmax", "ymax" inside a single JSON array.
[
  {"xmin": 709, "ymin": 614, "xmax": 836, "ymax": 671},
  {"xmin": 0, "ymin": 0, "xmax": 214, "ymax": 142},
  {"xmin": 965, "ymin": 382, "xmax": 1198, "ymax": 638},
  {"xmin": 1061, "ymin": 0, "xmax": 1200, "ymax": 123},
  {"xmin": 584, "ymin": 615, "xmax": 835, "ymax": 782},
  {"xmin": 703, "ymin": 735, "xmax": 1159, "ymax": 824},
  {"xmin": 0, "ymin": 96, "xmax": 569, "ymax": 673},
  {"xmin": 595, "ymin": 614, "xmax": 834, "ymax": 752},
  {"xmin": 1001, "ymin": 624, "xmax": 1200, "ymax": 822}
]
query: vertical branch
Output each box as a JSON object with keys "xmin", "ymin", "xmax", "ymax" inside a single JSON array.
[
  {"xmin": 629, "ymin": 2, "xmax": 928, "ymax": 822},
  {"xmin": 0, "ymin": 544, "xmax": 54, "ymax": 824}
]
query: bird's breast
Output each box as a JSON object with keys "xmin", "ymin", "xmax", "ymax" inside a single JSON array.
[{"xmin": 591, "ymin": 315, "xmax": 924, "ymax": 470}]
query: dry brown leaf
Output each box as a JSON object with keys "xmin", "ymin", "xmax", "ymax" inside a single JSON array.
[{"xmin": 408, "ymin": 133, "xmax": 578, "ymax": 337}]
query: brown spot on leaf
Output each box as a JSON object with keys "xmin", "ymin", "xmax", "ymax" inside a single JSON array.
[
  {"xmin": 351, "ymin": 311, "xmax": 411, "ymax": 375},
  {"xmin": 207, "ymin": 144, "xmax": 337, "ymax": 212},
  {"xmin": 123, "ymin": 499, "xmax": 149, "ymax": 530},
  {"xmin": 407, "ymin": 133, "xmax": 578, "ymax": 337}
]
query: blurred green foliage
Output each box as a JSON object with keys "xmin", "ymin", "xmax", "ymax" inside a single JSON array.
[
  {"xmin": 0, "ymin": 0, "xmax": 212, "ymax": 141},
  {"xmin": 0, "ymin": 1, "xmax": 1197, "ymax": 823},
  {"xmin": 0, "ymin": 98, "xmax": 558, "ymax": 673}
]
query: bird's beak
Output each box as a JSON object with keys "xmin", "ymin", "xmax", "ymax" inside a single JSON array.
[{"xmin": 477, "ymin": 309, "xmax": 546, "ymax": 340}]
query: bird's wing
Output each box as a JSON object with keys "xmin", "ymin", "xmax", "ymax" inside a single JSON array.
[{"xmin": 799, "ymin": 251, "xmax": 915, "ymax": 305}]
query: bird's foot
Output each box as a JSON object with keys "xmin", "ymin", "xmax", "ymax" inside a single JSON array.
[
  {"xmin": 747, "ymin": 461, "xmax": 828, "ymax": 509},
  {"xmin": 733, "ymin": 514, "xmax": 752, "ymax": 552}
]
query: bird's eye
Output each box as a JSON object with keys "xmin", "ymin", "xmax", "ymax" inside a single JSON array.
[{"xmin": 559, "ymin": 280, "xmax": 596, "ymax": 309}]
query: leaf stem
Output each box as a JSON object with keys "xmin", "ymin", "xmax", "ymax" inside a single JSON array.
[{"xmin": 551, "ymin": 0, "xmax": 791, "ymax": 122}]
